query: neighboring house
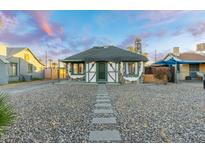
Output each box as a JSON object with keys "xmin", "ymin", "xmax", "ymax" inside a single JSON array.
[
  {"xmin": 0, "ymin": 44, "xmax": 45, "ymax": 84},
  {"xmin": 0, "ymin": 56, "xmax": 9, "ymax": 84},
  {"xmin": 61, "ymin": 46, "xmax": 148, "ymax": 83},
  {"xmin": 159, "ymin": 46, "xmax": 205, "ymax": 80}
]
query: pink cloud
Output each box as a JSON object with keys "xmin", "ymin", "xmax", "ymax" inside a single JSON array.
[{"xmin": 29, "ymin": 11, "xmax": 64, "ymax": 38}]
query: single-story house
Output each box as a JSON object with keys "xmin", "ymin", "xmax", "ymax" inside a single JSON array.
[
  {"xmin": 156, "ymin": 47, "xmax": 205, "ymax": 80},
  {"xmin": 0, "ymin": 44, "xmax": 45, "ymax": 84},
  {"xmin": 0, "ymin": 56, "xmax": 9, "ymax": 84},
  {"xmin": 61, "ymin": 46, "xmax": 148, "ymax": 83}
]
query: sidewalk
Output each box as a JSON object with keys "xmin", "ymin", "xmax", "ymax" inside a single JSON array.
[{"xmin": 0, "ymin": 80, "xmax": 56, "ymax": 94}]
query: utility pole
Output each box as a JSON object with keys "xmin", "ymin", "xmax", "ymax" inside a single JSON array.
[
  {"xmin": 45, "ymin": 51, "xmax": 48, "ymax": 68},
  {"xmin": 48, "ymin": 59, "xmax": 53, "ymax": 80},
  {"xmin": 58, "ymin": 59, "xmax": 60, "ymax": 82}
]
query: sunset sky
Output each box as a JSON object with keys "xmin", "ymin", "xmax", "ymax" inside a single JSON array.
[{"xmin": 0, "ymin": 10, "xmax": 205, "ymax": 62}]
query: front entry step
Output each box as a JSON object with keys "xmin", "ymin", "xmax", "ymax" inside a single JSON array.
[{"xmin": 97, "ymin": 81, "xmax": 106, "ymax": 84}]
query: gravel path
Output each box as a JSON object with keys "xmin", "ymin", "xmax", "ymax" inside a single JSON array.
[
  {"xmin": 107, "ymin": 82, "xmax": 205, "ymax": 143},
  {"xmin": 0, "ymin": 82, "xmax": 97, "ymax": 143}
]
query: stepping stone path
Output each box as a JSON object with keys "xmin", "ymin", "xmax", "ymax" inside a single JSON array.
[{"xmin": 89, "ymin": 84, "xmax": 122, "ymax": 142}]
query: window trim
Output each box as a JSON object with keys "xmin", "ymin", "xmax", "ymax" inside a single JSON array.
[
  {"xmin": 28, "ymin": 63, "xmax": 33, "ymax": 73},
  {"xmin": 71, "ymin": 62, "xmax": 85, "ymax": 75},
  {"xmin": 189, "ymin": 64, "xmax": 199, "ymax": 72},
  {"xmin": 9, "ymin": 62, "xmax": 18, "ymax": 77},
  {"xmin": 127, "ymin": 62, "xmax": 136, "ymax": 75}
]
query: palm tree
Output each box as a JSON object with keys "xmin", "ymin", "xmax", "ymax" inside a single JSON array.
[{"xmin": 0, "ymin": 92, "xmax": 15, "ymax": 136}]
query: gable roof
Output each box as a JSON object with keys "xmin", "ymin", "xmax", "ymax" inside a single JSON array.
[
  {"xmin": 7, "ymin": 47, "xmax": 26, "ymax": 57},
  {"xmin": 62, "ymin": 46, "xmax": 148, "ymax": 62},
  {"xmin": 7, "ymin": 47, "xmax": 45, "ymax": 66},
  {"xmin": 159, "ymin": 52, "xmax": 205, "ymax": 65}
]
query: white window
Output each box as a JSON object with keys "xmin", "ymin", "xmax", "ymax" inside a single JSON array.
[
  {"xmin": 9, "ymin": 63, "xmax": 17, "ymax": 76},
  {"xmin": 28, "ymin": 64, "xmax": 33, "ymax": 73},
  {"xmin": 128, "ymin": 62, "xmax": 136, "ymax": 75},
  {"xmin": 72, "ymin": 63, "xmax": 84, "ymax": 75}
]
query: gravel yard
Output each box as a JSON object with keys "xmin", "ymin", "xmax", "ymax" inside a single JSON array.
[
  {"xmin": 0, "ymin": 82, "xmax": 97, "ymax": 143},
  {"xmin": 107, "ymin": 82, "xmax": 205, "ymax": 143},
  {"xmin": 0, "ymin": 81, "xmax": 204, "ymax": 143}
]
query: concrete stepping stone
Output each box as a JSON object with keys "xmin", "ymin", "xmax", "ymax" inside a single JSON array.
[
  {"xmin": 96, "ymin": 96, "xmax": 109, "ymax": 98},
  {"xmin": 97, "ymin": 94, "xmax": 108, "ymax": 96},
  {"xmin": 92, "ymin": 117, "xmax": 116, "ymax": 124},
  {"xmin": 97, "ymin": 95, "xmax": 109, "ymax": 97},
  {"xmin": 96, "ymin": 94, "xmax": 108, "ymax": 96},
  {"xmin": 94, "ymin": 109, "xmax": 114, "ymax": 114},
  {"xmin": 95, "ymin": 103, "xmax": 112, "ymax": 108},
  {"xmin": 96, "ymin": 98, "xmax": 110, "ymax": 100},
  {"xmin": 96, "ymin": 99, "xmax": 111, "ymax": 102},
  {"xmin": 96, "ymin": 95, "xmax": 109, "ymax": 98},
  {"xmin": 89, "ymin": 130, "xmax": 121, "ymax": 141}
]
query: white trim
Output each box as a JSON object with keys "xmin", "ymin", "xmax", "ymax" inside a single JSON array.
[
  {"xmin": 125, "ymin": 62, "xmax": 129, "ymax": 75},
  {"xmin": 123, "ymin": 61, "xmax": 144, "ymax": 82}
]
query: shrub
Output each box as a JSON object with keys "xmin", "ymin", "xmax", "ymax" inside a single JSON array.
[
  {"xmin": 0, "ymin": 92, "xmax": 15, "ymax": 136},
  {"xmin": 153, "ymin": 67, "xmax": 168, "ymax": 80}
]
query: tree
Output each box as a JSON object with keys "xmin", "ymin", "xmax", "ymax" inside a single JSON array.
[
  {"xmin": 127, "ymin": 46, "xmax": 136, "ymax": 53},
  {"xmin": 0, "ymin": 92, "xmax": 15, "ymax": 137}
]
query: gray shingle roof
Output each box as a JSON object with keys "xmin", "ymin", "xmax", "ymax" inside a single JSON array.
[
  {"xmin": 6, "ymin": 47, "xmax": 26, "ymax": 57},
  {"xmin": 62, "ymin": 46, "xmax": 148, "ymax": 62}
]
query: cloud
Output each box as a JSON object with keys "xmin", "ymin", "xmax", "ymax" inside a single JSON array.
[
  {"xmin": 0, "ymin": 12, "xmax": 17, "ymax": 31},
  {"xmin": 119, "ymin": 32, "xmax": 153, "ymax": 49},
  {"xmin": 119, "ymin": 30, "xmax": 168, "ymax": 49},
  {"xmin": 28, "ymin": 11, "xmax": 64, "ymax": 38},
  {"xmin": 0, "ymin": 11, "xmax": 65, "ymax": 45},
  {"xmin": 48, "ymin": 48, "xmax": 74, "ymax": 58},
  {"xmin": 0, "ymin": 30, "xmax": 45, "ymax": 45},
  {"xmin": 139, "ymin": 11, "xmax": 190, "ymax": 28},
  {"xmin": 188, "ymin": 21, "xmax": 205, "ymax": 37}
]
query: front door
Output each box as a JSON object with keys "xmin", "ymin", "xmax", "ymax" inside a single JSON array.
[{"xmin": 98, "ymin": 62, "xmax": 106, "ymax": 82}]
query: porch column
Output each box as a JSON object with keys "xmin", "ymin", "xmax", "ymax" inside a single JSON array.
[
  {"xmin": 125, "ymin": 62, "xmax": 129, "ymax": 75},
  {"xmin": 67, "ymin": 63, "xmax": 71, "ymax": 79},
  {"xmin": 57, "ymin": 59, "xmax": 60, "ymax": 82},
  {"xmin": 135, "ymin": 62, "xmax": 138, "ymax": 75},
  {"xmin": 120, "ymin": 62, "xmax": 123, "ymax": 74},
  {"xmin": 65, "ymin": 63, "xmax": 68, "ymax": 80}
]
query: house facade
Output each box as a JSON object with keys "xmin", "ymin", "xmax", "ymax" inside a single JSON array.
[
  {"xmin": 0, "ymin": 44, "xmax": 45, "ymax": 84},
  {"xmin": 61, "ymin": 46, "xmax": 148, "ymax": 83},
  {"xmin": 0, "ymin": 56, "xmax": 9, "ymax": 84},
  {"xmin": 160, "ymin": 46, "xmax": 205, "ymax": 80}
]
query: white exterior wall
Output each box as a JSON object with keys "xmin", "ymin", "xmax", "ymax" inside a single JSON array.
[
  {"xmin": 86, "ymin": 62, "xmax": 96, "ymax": 82},
  {"xmin": 107, "ymin": 62, "xmax": 119, "ymax": 82},
  {"xmin": 135, "ymin": 62, "xmax": 138, "ymax": 75},
  {"xmin": 85, "ymin": 63, "xmax": 88, "ymax": 82}
]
